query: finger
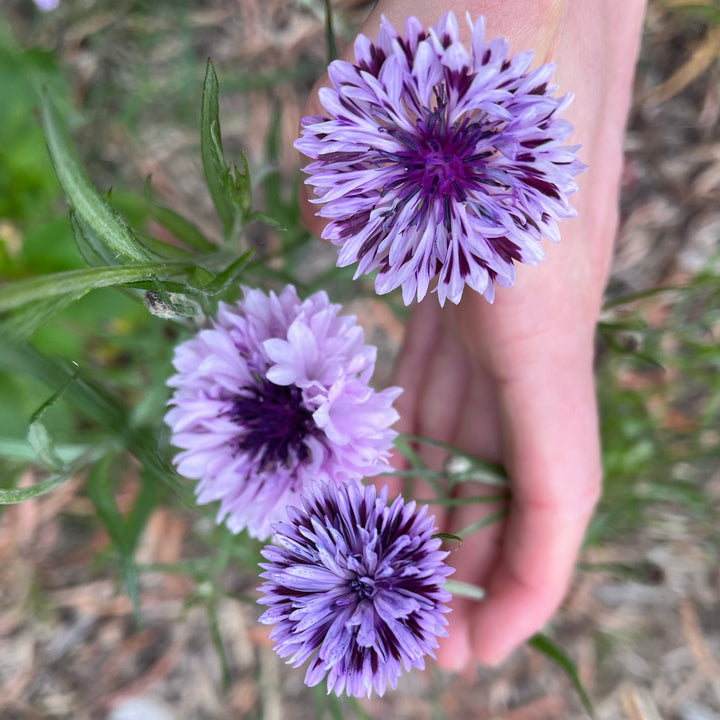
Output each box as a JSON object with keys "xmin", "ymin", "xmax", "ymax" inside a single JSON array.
[
  {"xmin": 434, "ymin": 378, "xmax": 506, "ymax": 671},
  {"xmin": 415, "ymin": 317, "xmax": 471, "ymax": 473},
  {"xmin": 435, "ymin": 499, "xmax": 506, "ymax": 671},
  {"xmin": 375, "ymin": 300, "xmax": 442, "ymax": 499},
  {"xmin": 468, "ymin": 347, "xmax": 601, "ymax": 665},
  {"xmin": 395, "ymin": 303, "xmax": 469, "ymax": 534}
]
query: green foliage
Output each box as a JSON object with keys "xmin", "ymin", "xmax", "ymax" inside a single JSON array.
[
  {"xmin": 0, "ymin": 31, "xmax": 68, "ymax": 227},
  {"xmin": 592, "ymin": 272, "xmax": 720, "ymax": 545},
  {"xmin": 40, "ymin": 91, "xmax": 152, "ymax": 263},
  {"xmin": 666, "ymin": 1, "xmax": 720, "ymax": 25},
  {"xmin": 529, "ymin": 633, "xmax": 596, "ymax": 718},
  {"xmin": 201, "ymin": 59, "xmax": 249, "ymax": 241}
]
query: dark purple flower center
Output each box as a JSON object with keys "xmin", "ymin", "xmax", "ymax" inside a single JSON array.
[
  {"xmin": 352, "ymin": 575, "xmax": 378, "ymax": 600},
  {"xmin": 231, "ymin": 378, "xmax": 316, "ymax": 470},
  {"xmin": 379, "ymin": 86, "xmax": 502, "ymax": 218}
]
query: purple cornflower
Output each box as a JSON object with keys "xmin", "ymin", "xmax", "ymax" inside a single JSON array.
[
  {"xmin": 33, "ymin": 0, "xmax": 60, "ymax": 10},
  {"xmin": 296, "ymin": 12, "xmax": 585, "ymax": 306},
  {"xmin": 164, "ymin": 286, "xmax": 401, "ymax": 540},
  {"xmin": 258, "ymin": 481, "xmax": 453, "ymax": 697}
]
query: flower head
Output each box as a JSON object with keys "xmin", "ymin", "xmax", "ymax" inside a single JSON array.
[
  {"xmin": 296, "ymin": 12, "xmax": 585, "ymax": 306},
  {"xmin": 258, "ymin": 481, "xmax": 453, "ymax": 697},
  {"xmin": 164, "ymin": 286, "xmax": 401, "ymax": 539}
]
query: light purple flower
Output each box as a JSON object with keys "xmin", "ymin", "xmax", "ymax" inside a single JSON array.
[
  {"xmin": 258, "ymin": 481, "xmax": 453, "ymax": 697},
  {"xmin": 296, "ymin": 12, "xmax": 585, "ymax": 306},
  {"xmin": 164, "ymin": 286, "xmax": 401, "ymax": 539},
  {"xmin": 33, "ymin": 0, "xmax": 60, "ymax": 11}
]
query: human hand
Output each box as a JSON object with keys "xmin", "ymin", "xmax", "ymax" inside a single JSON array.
[{"xmin": 298, "ymin": 0, "xmax": 646, "ymax": 669}]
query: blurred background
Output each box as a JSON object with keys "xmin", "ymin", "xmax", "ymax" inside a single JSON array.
[{"xmin": 0, "ymin": 1, "xmax": 719, "ymax": 718}]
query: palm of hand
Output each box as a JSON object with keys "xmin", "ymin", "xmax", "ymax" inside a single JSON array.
[{"xmin": 299, "ymin": 0, "xmax": 646, "ymax": 668}]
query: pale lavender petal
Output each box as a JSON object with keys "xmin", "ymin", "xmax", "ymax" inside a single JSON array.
[{"xmin": 164, "ymin": 286, "xmax": 400, "ymax": 540}]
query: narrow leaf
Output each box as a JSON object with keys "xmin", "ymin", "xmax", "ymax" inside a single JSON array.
[
  {"xmin": 207, "ymin": 600, "xmax": 231, "ymax": 689},
  {"xmin": 201, "ymin": 60, "xmax": 235, "ymax": 238},
  {"xmin": 528, "ymin": 633, "xmax": 596, "ymax": 718},
  {"xmin": 0, "ymin": 262, "xmax": 190, "ymax": 312},
  {"xmin": 28, "ymin": 421, "xmax": 64, "ymax": 472},
  {"xmin": 324, "ymin": 0, "xmax": 339, "ymax": 63},
  {"xmin": 445, "ymin": 579, "xmax": 486, "ymax": 601},
  {"xmin": 400, "ymin": 433, "xmax": 507, "ymax": 481},
  {"xmin": 248, "ymin": 210, "xmax": 286, "ymax": 231},
  {"xmin": 135, "ymin": 233, "xmax": 196, "ymax": 261},
  {"xmin": 419, "ymin": 493, "xmax": 509, "ymax": 507},
  {"xmin": 120, "ymin": 555, "xmax": 141, "ymax": 626},
  {"xmin": 86, "ymin": 455, "xmax": 141, "ymax": 621},
  {"xmin": 124, "ymin": 467, "xmax": 163, "ymax": 553},
  {"xmin": 71, "ymin": 210, "xmax": 118, "ymax": 267},
  {"xmin": 0, "ymin": 342, "xmax": 184, "ymax": 495},
  {"xmin": 143, "ymin": 197, "xmax": 216, "ymax": 253},
  {"xmin": 0, "ymin": 471, "xmax": 70, "ymax": 504},
  {"xmin": 27, "ymin": 372, "xmax": 78, "ymax": 471},
  {"xmin": 40, "ymin": 91, "xmax": 150, "ymax": 262},
  {"xmin": 456, "ymin": 507, "xmax": 508, "ymax": 537},
  {"xmin": 0, "ymin": 442, "xmax": 108, "ymax": 504},
  {"xmin": 0, "ymin": 437, "xmax": 88, "ymax": 464},
  {"xmin": 201, "ymin": 249, "xmax": 253, "ymax": 295},
  {"xmin": 86, "ymin": 453, "xmax": 128, "ymax": 551}
]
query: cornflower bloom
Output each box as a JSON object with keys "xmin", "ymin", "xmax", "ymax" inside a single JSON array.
[
  {"xmin": 258, "ymin": 481, "xmax": 453, "ymax": 697},
  {"xmin": 164, "ymin": 286, "xmax": 401, "ymax": 539},
  {"xmin": 296, "ymin": 12, "xmax": 585, "ymax": 305}
]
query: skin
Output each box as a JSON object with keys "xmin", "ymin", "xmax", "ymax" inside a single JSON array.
[{"xmin": 299, "ymin": 0, "xmax": 647, "ymax": 670}]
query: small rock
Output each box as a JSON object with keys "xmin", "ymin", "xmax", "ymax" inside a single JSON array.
[
  {"xmin": 676, "ymin": 701, "xmax": 719, "ymax": 720},
  {"xmin": 108, "ymin": 697, "xmax": 176, "ymax": 720}
]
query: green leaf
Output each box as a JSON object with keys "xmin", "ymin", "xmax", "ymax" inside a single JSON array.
[
  {"xmin": 120, "ymin": 555, "xmax": 141, "ymax": 627},
  {"xmin": 39, "ymin": 91, "xmax": 151, "ymax": 263},
  {"xmin": 456, "ymin": 507, "xmax": 508, "ymax": 538},
  {"xmin": 0, "ymin": 442, "xmax": 109, "ymax": 504},
  {"xmin": 0, "ymin": 437, "xmax": 88, "ymax": 464},
  {"xmin": 200, "ymin": 249, "xmax": 253, "ymax": 296},
  {"xmin": 671, "ymin": 4, "xmax": 720, "ymax": 25},
  {"xmin": 201, "ymin": 60, "xmax": 237, "ymax": 239},
  {"xmin": 143, "ymin": 180, "xmax": 217, "ymax": 253},
  {"xmin": 247, "ymin": 210, "xmax": 286, "ymax": 231},
  {"xmin": 0, "ymin": 471, "xmax": 69, "ymax": 504},
  {"xmin": 324, "ymin": 0, "xmax": 339, "ymax": 63},
  {"xmin": 86, "ymin": 454, "xmax": 142, "ymax": 622},
  {"xmin": 399, "ymin": 433, "xmax": 508, "ymax": 484},
  {"xmin": 27, "ymin": 421, "xmax": 63, "ymax": 472},
  {"xmin": 124, "ymin": 467, "xmax": 163, "ymax": 554},
  {"xmin": 444, "ymin": 579, "xmax": 486, "ymax": 601},
  {"xmin": 0, "ymin": 342, "xmax": 185, "ymax": 496},
  {"xmin": 528, "ymin": 633, "xmax": 595, "ymax": 718},
  {"xmin": 135, "ymin": 233, "xmax": 196, "ymax": 262},
  {"xmin": 230, "ymin": 153, "xmax": 252, "ymax": 220},
  {"xmin": 449, "ymin": 467, "xmax": 509, "ymax": 489},
  {"xmin": 26, "ymin": 371, "xmax": 78, "ymax": 471},
  {"xmin": 70, "ymin": 210, "xmax": 118, "ymax": 267},
  {"xmin": 86, "ymin": 453, "xmax": 128, "ymax": 550},
  {"xmin": 0, "ymin": 288, "xmax": 91, "ymax": 342},
  {"xmin": 0, "ymin": 261, "xmax": 190, "ymax": 312},
  {"xmin": 418, "ymin": 493, "xmax": 509, "ymax": 507}
]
